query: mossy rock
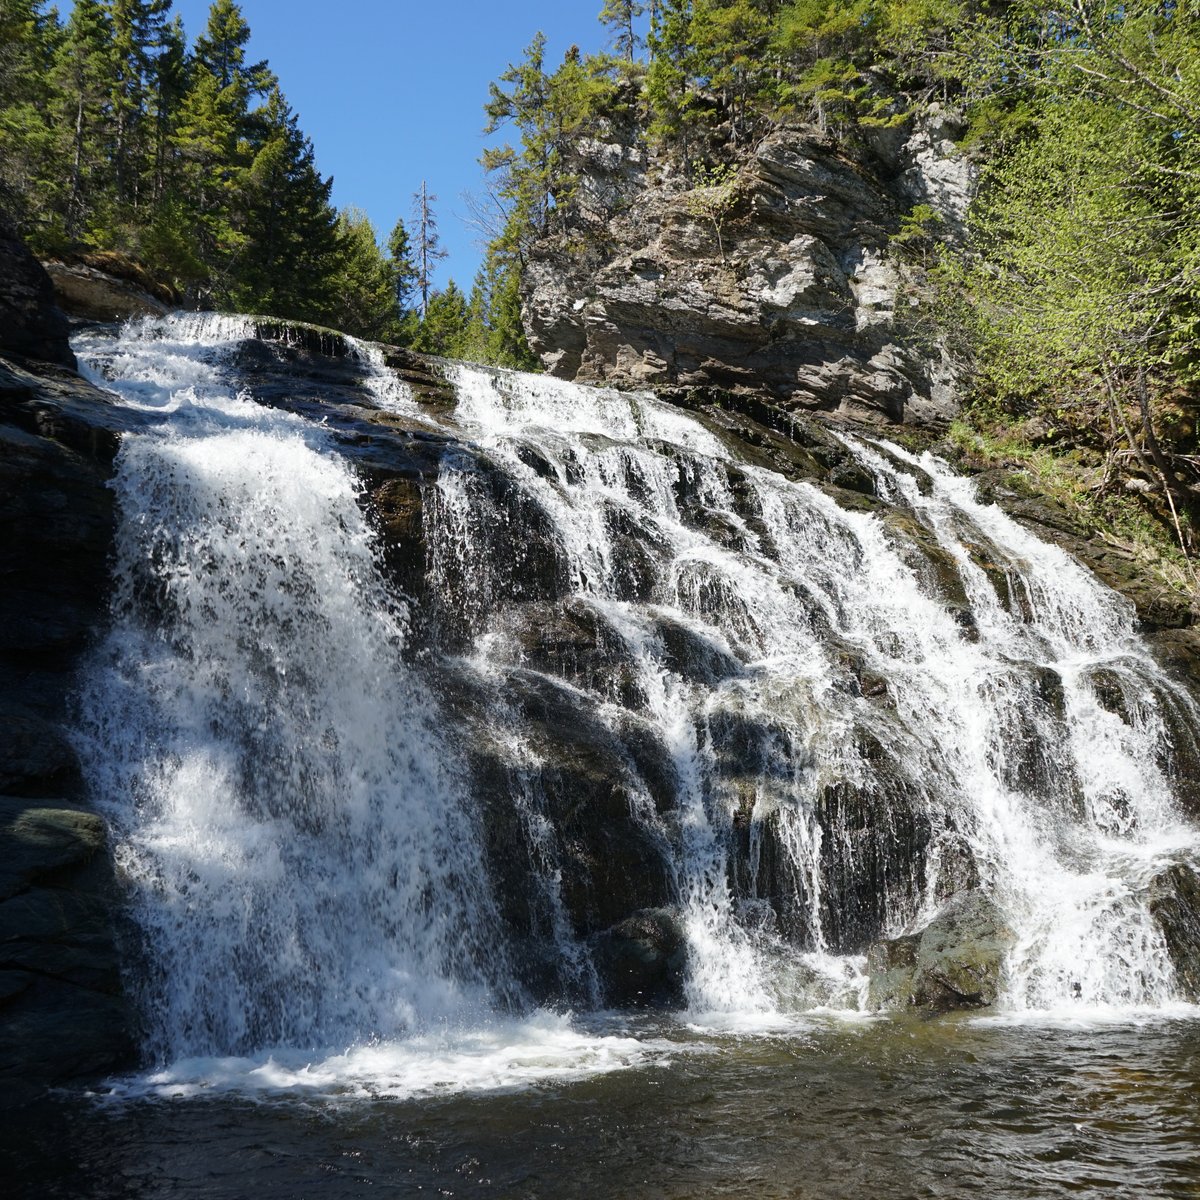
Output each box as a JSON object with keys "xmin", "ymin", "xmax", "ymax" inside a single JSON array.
[{"xmin": 867, "ymin": 890, "xmax": 1015, "ymax": 1013}]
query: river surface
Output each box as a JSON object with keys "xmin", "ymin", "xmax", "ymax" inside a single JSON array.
[{"xmin": 6, "ymin": 1013, "xmax": 1200, "ymax": 1199}]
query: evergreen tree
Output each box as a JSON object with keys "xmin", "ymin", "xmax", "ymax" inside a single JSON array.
[
  {"xmin": 193, "ymin": 0, "xmax": 272, "ymax": 96},
  {"xmin": 386, "ymin": 216, "xmax": 419, "ymax": 320},
  {"xmin": 46, "ymin": 0, "xmax": 113, "ymax": 241},
  {"xmin": 329, "ymin": 207, "xmax": 400, "ymax": 341},
  {"xmin": 230, "ymin": 84, "xmax": 339, "ymax": 321},
  {"xmin": 410, "ymin": 180, "xmax": 447, "ymax": 317},
  {"xmin": 106, "ymin": 0, "xmax": 172, "ymax": 211},
  {"xmin": 599, "ymin": 0, "xmax": 645, "ymax": 61},
  {"xmin": 0, "ymin": 0, "xmax": 61, "ymax": 230},
  {"xmin": 411, "ymin": 280, "xmax": 469, "ymax": 357}
]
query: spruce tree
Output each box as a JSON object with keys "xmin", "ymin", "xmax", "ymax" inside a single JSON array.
[
  {"xmin": 411, "ymin": 180, "xmax": 447, "ymax": 317},
  {"xmin": 0, "ymin": 0, "xmax": 61, "ymax": 231},
  {"xmin": 386, "ymin": 216, "xmax": 419, "ymax": 321},
  {"xmin": 232, "ymin": 85, "xmax": 339, "ymax": 322},
  {"xmin": 52, "ymin": 0, "xmax": 116, "ymax": 242},
  {"xmin": 329, "ymin": 207, "xmax": 401, "ymax": 341}
]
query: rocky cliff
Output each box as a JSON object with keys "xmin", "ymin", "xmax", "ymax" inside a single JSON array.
[
  {"xmin": 522, "ymin": 111, "xmax": 973, "ymax": 429},
  {"xmin": 0, "ymin": 230, "xmax": 138, "ymax": 1098}
]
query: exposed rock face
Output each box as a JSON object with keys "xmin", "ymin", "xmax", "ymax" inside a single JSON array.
[
  {"xmin": 43, "ymin": 259, "xmax": 171, "ymax": 322},
  {"xmin": 0, "ymin": 350, "xmax": 142, "ymax": 1099},
  {"xmin": 0, "ymin": 221, "xmax": 76, "ymax": 369},
  {"xmin": 1150, "ymin": 864, "xmax": 1200, "ymax": 1000},
  {"xmin": 866, "ymin": 891, "xmax": 1016, "ymax": 1012},
  {"xmin": 523, "ymin": 117, "xmax": 974, "ymax": 428}
]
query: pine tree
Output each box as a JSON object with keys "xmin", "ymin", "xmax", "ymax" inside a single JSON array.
[
  {"xmin": 50, "ymin": 0, "xmax": 114, "ymax": 241},
  {"xmin": 329, "ymin": 207, "xmax": 400, "ymax": 341},
  {"xmin": 599, "ymin": 0, "xmax": 645, "ymax": 62},
  {"xmin": 0, "ymin": 0, "xmax": 61, "ymax": 231},
  {"xmin": 412, "ymin": 279, "xmax": 469, "ymax": 357},
  {"xmin": 386, "ymin": 216, "xmax": 419, "ymax": 321},
  {"xmin": 172, "ymin": 56, "xmax": 244, "ymax": 291},
  {"xmin": 193, "ymin": 0, "xmax": 272, "ymax": 96},
  {"xmin": 231, "ymin": 84, "xmax": 339, "ymax": 321},
  {"xmin": 106, "ymin": 0, "xmax": 172, "ymax": 213}
]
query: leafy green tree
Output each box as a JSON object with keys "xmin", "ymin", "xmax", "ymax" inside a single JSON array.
[{"xmin": 961, "ymin": 0, "xmax": 1200, "ymax": 560}]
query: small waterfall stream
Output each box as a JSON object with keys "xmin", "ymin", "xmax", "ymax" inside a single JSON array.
[{"xmin": 71, "ymin": 314, "xmax": 1200, "ymax": 1098}]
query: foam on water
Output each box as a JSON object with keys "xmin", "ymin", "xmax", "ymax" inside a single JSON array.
[{"xmin": 98, "ymin": 1012, "xmax": 682, "ymax": 1103}]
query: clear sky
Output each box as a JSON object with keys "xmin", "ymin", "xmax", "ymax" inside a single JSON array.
[{"xmin": 130, "ymin": 0, "xmax": 614, "ymax": 288}]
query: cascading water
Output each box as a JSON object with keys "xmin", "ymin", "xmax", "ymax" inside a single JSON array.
[
  {"xmin": 424, "ymin": 362, "xmax": 1200, "ymax": 1020},
  {"xmin": 71, "ymin": 314, "xmax": 1200, "ymax": 1099},
  {"xmin": 71, "ymin": 315, "xmax": 663, "ymax": 1097}
]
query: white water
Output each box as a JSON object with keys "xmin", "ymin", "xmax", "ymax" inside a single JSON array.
[
  {"xmin": 72, "ymin": 315, "xmax": 670, "ymax": 1097},
  {"xmin": 432, "ymin": 362, "xmax": 1200, "ymax": 1023},
  {"xmin": 71, "ymin": 316, "xmax": 1200, "ymax": 1103}
]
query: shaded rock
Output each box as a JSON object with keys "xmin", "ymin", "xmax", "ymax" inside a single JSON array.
[
  {"xmin": 43, "ymin": 259, "xmax": 170, "ymax": 322},
  {"xmin": 0, "ymin": 712, "xmax": 82, "ymax": 797},
  {"xmin": 0, "ymin": 223, "xmax": 75, "ymax": 368},
  {"xmin": 867, "ymin": 890, "xmax": 1015, "ymax": 1012},
  {"xmin": 0, "ymin": 797, "xmax": 134, "ymax": 1096},
  {"xmin": 593, "ymin": 908, "xmax": 687, "ymax": 1007},
  {"xmin": 1149, "ymin": 862, "xmax": 1200, "ymax": 1001}
]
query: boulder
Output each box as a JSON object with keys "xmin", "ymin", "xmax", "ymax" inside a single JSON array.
[
  {"xmin": 592, "ymin": 908, "xmax": 687, "ymax": 1007},
  {"xmin": 1149, "ymin": 862, "xmax": 1200, "ymax": 1001},
  {"xmin": 40, "ymin": 249, "xmax": 178, "ymax": 324},
  {"xmin": 0, "ymin": 797, "xmax": 135, "ymax": 1097},
  {"xmin": 867, "ymin": 890, "xmax": 1015, "ymax": 1012}
]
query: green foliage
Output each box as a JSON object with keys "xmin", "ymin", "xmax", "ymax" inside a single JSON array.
[
  {"xmin": 0, "ymin": 0, "xmax": 395, "ymax": 337},
  {"xmin": 682, "ymin": 161, "xmax": 738, "ymax": 262},
  {"xmin": 326, "ymin": 208, "xmax": 398, "ymax": 342},
  {"xmin": 410, "ymin": 280, "xmax": 470, "ymax": 357},
  {"xmin": 599, "ymin": 0, "xmax": 645, "ymax": 61}
]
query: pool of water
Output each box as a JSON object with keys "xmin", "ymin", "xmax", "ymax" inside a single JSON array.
[{"xmin": 7, "ymin": 1013, "xmax": 1200, "ymax": 1199}]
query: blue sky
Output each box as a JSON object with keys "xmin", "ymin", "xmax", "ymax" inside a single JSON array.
[{"xmin": 133, "ymin": 1, "xmax": 616, "ymax": 288}]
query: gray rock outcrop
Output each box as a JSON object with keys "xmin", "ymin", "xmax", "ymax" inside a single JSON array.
[
  {"xmin": 522, "ymin": 117, "xmax": 975, "ymax": 428},
  {"xmin": 43, "ymin": 259, "xmax": 170, "ymax": 322}
]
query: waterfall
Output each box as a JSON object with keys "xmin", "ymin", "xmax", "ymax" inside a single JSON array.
[
  {"xmin": 71, "ymin": 315, "xmax": 1200, "ymax": 1096},
  {"xmin": 426, "ymin": 362, "xmax": 1200, "ymax": 1018}
]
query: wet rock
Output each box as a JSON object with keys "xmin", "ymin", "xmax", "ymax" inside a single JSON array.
[
  {"xmin": 817, "ymin": 772, "xmax": 931, "ymax": 953},
  {"xmin": 867, "ymin": 890, "xmax": 1016, "ymax": 1012},
  {"xmin": 1149, "ymin": 863, "xmax": 1200, "ymax": 1001},
  {"xmin": 593, "ymin": 908, "xmax": 687, "ymax": 1007},
  {"xmin": 0, "ymin": 797, "xmax": 135, "ymax": 1096},
  {"xmin": 0, "ymin": 222, "xmax": 76, "ymax": 368}
]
